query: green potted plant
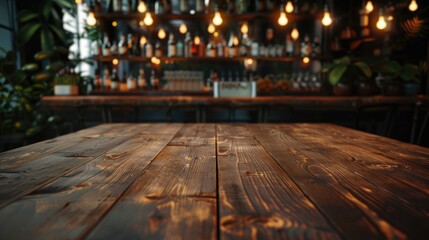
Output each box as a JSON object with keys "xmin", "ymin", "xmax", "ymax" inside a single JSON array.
[
  {"xmin": 53, "ymin": 69, "xmax": 80, "ymax": 96},
  {"xmin": 323, "ymin": 56, "xmax": 372, "ymax": 96},
  {"xmin": 373, "ymin": 60, "xmax": 420, "ymax": 96}
]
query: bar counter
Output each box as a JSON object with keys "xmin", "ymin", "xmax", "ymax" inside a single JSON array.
[{"xmin": 0, "ymin": 123, "xmax": 428, "ymax": 239}]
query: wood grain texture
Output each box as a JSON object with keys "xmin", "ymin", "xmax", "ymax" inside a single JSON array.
[
  {"xmin": 86, "ymin": 124, "xmax": 217, "ymax": 240},
  {"xmin": 0, "ymin": 124, "xmax": 182, "ymax": 240},
  {"xmin": 248, "ymin": 124, "xmax": 429, "ymax": 239},
  {"xmin": 216, "ymin": 124, "xmax": 341, "ymax": 240},
  {"xmin": 0, "ymin": 124, "xmax": 145, "ymax": 209}
]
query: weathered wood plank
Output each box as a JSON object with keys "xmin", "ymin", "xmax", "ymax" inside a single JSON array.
[
  {"xmin": 86, "ymin": 124, "xmax": 217, "ymax": 240},
  {"xmin": 0, "ymin": 124, "xmax": 147, "ymax": 209},
  {"xmin": 0, "ymin": 124, "xmax": 182, "ymax": 240},
  {"xmin": 216, "ymin": 124, "xmax": 341, "ymax": 240},
  {"xmin": 249, "ymin": 124, "xmax": 429, "ymax": 239}
]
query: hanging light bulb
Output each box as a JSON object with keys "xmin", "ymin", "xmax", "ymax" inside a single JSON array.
[
  {"xmin": 303, "ymin": 57, "xmax": 310, "ymax": 64},
  {"xmin": 75, "ymin": 0, "xmax": 82, "ymax": 4},
  {"xmin": 143, "ymin": 12, "xmax": 153, "ymax": 26},
  {"xmin": 112, "ymin": 21, "xmax": 118, "ymax": 27},
  {"xmin": 194, "ymin": 36, "xmax": 201, "ymax": 45},
  {"xmin": 291, "ymin": 28, "xmax": 299, "ymax": 40},
  {"xmin": 86, "ymin": 11, "xmax": 97, "ymax": 26},
  {"xmin": 112, "ymin": 58, "xmax": 119, "ymax": 65},
  {"xmin": 240, "ymin": 22, "xmax": 249, "ymax": 34},
  {"xmin": 233, "ymin": 36, "xmax": 239, "ymax": 46},
  {"xmin": 365, "ymin": 1, "xmax": 374, "ymax": 13},
  {"xmin": 212, "ymin": 10, "xmax": 223, "ymax": 26},
  {"xmin": 140, "ymin": 36, "xmax": 147, "ymax": 46},
  {"xmin": 376, "ymin": 10, "xmax": 387, "ymax": 30},
  {"xmin": 179, "ymin": 23, "xmax": 188, "ymax": 34},
  {"xmin": 158, "ymin": 28, "xmax": 166, "ymax": 39},
  {"xmin": 285, "ymin": 1, "xmax": 294, "ymax": 13},
  {"xmin": 138, "ymin": 1, "xmax": 147, "ymax": 13},
  {"xmin": 278, "ymin": 11, "xmax": 288, "ymax": 26},
  {"xmin": 322, "ymin": 5, "xmax": 332, "ymax": 26},
  {"xmin": 207, "ymin": 23, "xmax": 215, "ymax": 33},
  {"xmin": 409, "ymin": 0, "xmax": 418, "ymax": 12}
]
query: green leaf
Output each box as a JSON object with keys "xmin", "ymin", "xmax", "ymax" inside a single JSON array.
[
  {"xmin": 401, "ymin": 64, "xmax": 419, "ymax": 82},
  {"xmin": 51, "ymin": 8, "xmax": 61, "ymax": 22},
  {"xmin": 49, "ymin": 25, "xmax": 66, "ymax": 42},
  {"xmin": 41, "ymin": 28, "xmax": 55, "ymax": 52},
  {"xmin": 43, "ymin": 1, "xmax": 53, "ymax": 20},
  {"xmin": 51, "ymin": 0, "xmax": 75, "ymax": 9},
  {"xmin": 329, "ymin": 65, "xmax": 347, "ymax": 85},
  {"xmin": 381, "ymin": 61, "xmax": 401, "ymax": 74},
  {"xmin": 21, "ymin": 63, "xmax": 39, "ymax": 72},
  {"xmin": 34, "ymin": 51, "xmax": 53, "ymax": 61},
  {"xmin": 33, "ymin": 84, "xmax": 45, "ymax": 89},
  {"xmin": 46, "ymin": 61, "xmax": 65, "ymax": 72},
  {"xmin": 333, "ymin": 56, "xmax": 351, "ymax": 66},
  {"xmin": 354, "ymin": 62, "xmax": 372, "ymax": 78},
  {"xmin": 26, "ymin": 126, "xmax": 41, "ymax": 137},
  {"xmin": 17, "ymin": 22, "xmax": 41, "ymax": 47},
  {"xmin": 17, "ymin": 10, "xmax": 38, "ymax": 22}
]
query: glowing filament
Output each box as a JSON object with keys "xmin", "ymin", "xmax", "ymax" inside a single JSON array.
[
  {"xmin": 409, "ymin": 0, "xmax": 418, "ymax": 12},
  {"xmin": 179, "ymin": 23, "xmax": 188, "ymax": 34},
  {"xmin": 278, "ymin": 12, "xmax": 288, "ymax": 26},
  {"xmin": 212, "ymin": 11, "xmax": 223, "ymax": 26},
  {"xmin": 285, "ymin": 1, "xmax": 294, "ymax": 13},
  {"xmin": 86, "ymin": 11, "xmax": 96, "ymax": 26},
  {"xmin": 138, "ymin": 1, "xmax": 147, "ymax": 13},
  {"xmin": 143, "ymin": 12, "xmax": 153, "ymax": 26}
]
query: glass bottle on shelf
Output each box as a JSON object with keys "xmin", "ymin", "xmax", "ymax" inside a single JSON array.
[
  {"xmin": 127, "ymin": 33, "xmax": 135, "ymax": 55},
  {"xmin": 150, "ymin": 69, "xmax": 159, "ymax": 89},
  {"xmin": 196, "ymin": 0, "xmax": 204, "ymax": 13},
  {"xmin": 127, "ymin": 72, "xmax": 137, "ymax": 90},
  {"xmin": 103, "ymin": 67, "xmax": 111, "ymax": 89},
  {"xmin": 138, "ymin": 68, "xmax": 147, "ymax": 89},
  {"xmin": 111, "ymin": 68, "xmax": 119, "ymax": 90},
  {"xmin": 180, "ymin": 0, "xmax": 188, "ymax": 13},
  {"xmin": 113, "ymin": 0, "xmax": 122, "ymax": 12},
  {"xmin": 301, "ymin": 35, "xmax": 312, "ymax": 56},
  {"xmin": 176, "ymin": 37, "xmax": 184, "ymax": 57},
  {"xmin": 228, "ymin": 32, "xmax": 238, "ymax": 57},
  {"xmin": 312, "ymin": 37, "xmax": 321, "ymax": 56},
  {"xmin": 111, "ymin": 41, "xmax": 118, "ymax": 55},
  {"xmin": 207, "ymin": 38, "xmax": 217, "ymax": 57},
  {"xmin": 122, "ymin": 0, "xmax": 131, "ymax": 13},
  {"xmin": 118, "ymin": 33, "xmax": 128, "ymax": 56},
  {"xmin": 198, "ymin": 37, "xmax": 206, "ymax": 57},
  {"xmin": 286, "ymin": 34, "xmax": 293, "ymax": 57},
  {"xmin": 266, "ymin": 28, "xmax": 276, "ymax": 57},
  {"xmin": 120, "ymin": 71, "xmax": 128, "ymax": 91},
  {"xmin": 95, "ymin": 68, "xmax": 102, "ymax": 90},
  {"xmin": 154, "ymin": 0, "xmax": 164, "ymax": 14},
  {"xmin": 191, "ymin": 35, "xmax": 199, "ymax": 56},
  {"xmin": 145, "ymin": 40, "xmax": 153, "ymax": 57},
  {"xmin": 184, "ymin": 32, "xmax": 192, "ymax": 57},
  {"xmin": 132, "ymin": 35, "xmax": 141, "ymax": 56},
  {"xmin": 102, "ymin": 33, "xmax": 112, "ymax": 56},
  {"xmin": 227, "ymin": 0, "xmax": 235, "ymax": 14},
  {"xmin": 155, "ymin": 40, "xmax": 163, "ymax": 57},
  {"xmin": 168, "ymin": 33, "xmax": 177, "ymax": 57}
]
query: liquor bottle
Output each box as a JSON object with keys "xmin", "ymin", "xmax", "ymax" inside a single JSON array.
[
  {"xmin": 111, "ymin": 68, "xmax": 119, "ymax": 90},
  {"xmin": 266, "ymin": 0, "xmax": 275, "ymax": 12},
  {"xmin": 239, "ymin": 33, "xmax": 250, "ymax": 56},
  {"xmin": 198, "ymin": 37, "xmax": 206, "ymax": 57},
  {"xmin": 127, "ymin": 33, "xmax": 135, "ymax": 55},
  {"xmin": 293, "ymin": 36, "xmax": 300, "ymax": 57},
  {"xmin": 301, "ymin": 35, "xmax": 312, "ymax": 56},
  {"xmin": 168, "ymin": 33, "xmax": 177, "ymax": 57},
  {"xmin": 102, "ymin": 33, "xmax": 112, "ymax": 56},
  {"xmin": 111, "ymin": 41, "xmax": 118, "ymax": 55},
  {"xmin": 127, "ymin": 72, "xmax": 137, "ymax": 90},
  {"xmin": 139, "ymin": 36, "xmax": 146, "ymax": 56},
  {"xmin": 113, "ymin": 0, "xmax": 122, "ymax": 12},
  {"xmin": 103, "ymin": 67, "xmax": 111, "ymax": 89},
  {"xmin": 138, "ymin": 68, "xmax": 147, "ymax": 89},
  {"xmin": 286, "ymin": 34, "xmax": 293, "ymax": 57},
  {"xmin": 145, "ymin": 40, "xmax": 153, "ymax": 57},
  {"xmin": 118, "ymin": 33, "xmax": 128, "ymax": 56},
  {"xmin": 180, "ymin": 0, "xmax": 188, "ymax": 13},
  {"xmin": 154, "ymin": 0, "xmax": 164, "ymax": 14},
  {"xmin": 251, "ymin": 41, "xmax": 259, "ymax": 56},
  {"xmin": 132, "ymin": 35, "xmax": 141, "ymax": 56},
  {"xmin": 122, "ymin": 0, "xmax": 131, "ymax": 13},
  {"xmin": 191, "ymin": 36, "xmax": 199, "ymax": 56},
  {"xmin": 155, "ymin": 40, "xmax": 162, "ymax": 57},
  {"xmin": 184, "ymin": 32, "xmax": 192, "ymax": 57},
  {"xmin": 228, "ymin": 32, "xmax": 238, "ymax": 57},
  {"xmin": 176, "ymin": 38, "xmax": 184, "ymax": 57},
  {"xmin": 120, "ymin": 71, "xmax": 128, "ymax": 91},
  {"xmin": 312, "ymin": 37, "xmax": 321, "ymax": 56},
  {"xmin": 236, "ymin": 0, "xmax": 248, "ymax": 14},
  {"xmin": 266, "ymin": 28, "xmax": 276, "ymax": 57},
  {"xmin": 94, "ymin": 68, "xmax": 102, "ymax": 90},
  {"xmin": 207, "ymin": 39, "xmax": 217, "ymax": 57},
  {"xmin": 196, "ymin": 0, "xmax": 204, "ymax": 13},
  {"xmin": 150, "ymin": 69, "xmax": 159, "ymax": 89}
]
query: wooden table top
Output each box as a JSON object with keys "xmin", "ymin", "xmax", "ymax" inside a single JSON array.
[{"xmin": 0, "ymin": 123, "xmax": 428, "ymax": 239}]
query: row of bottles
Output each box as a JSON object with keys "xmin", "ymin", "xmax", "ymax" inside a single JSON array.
[
  {"xmin": 94, "ymin": 28, "xmax": 321, "ymax": 58},
  {"xmin": 94, "ymin": 0, "xmax": 323, "ymax": 15},
  {"xmin": 94, "ymin": 66, "xmax": 159, "ymax": 91}
]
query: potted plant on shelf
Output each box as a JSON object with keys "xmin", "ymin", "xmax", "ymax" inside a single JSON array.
[
  {"xmin": 323, "ymin": 56, "xmax": 372, "ymax": 96},
  {"xmin": 373, "ymin": 60, "xmax": 420, "ymax": 96},
  {"xmin": 53, "ymin": 69, "xmax": 80, "ymax": 96}
]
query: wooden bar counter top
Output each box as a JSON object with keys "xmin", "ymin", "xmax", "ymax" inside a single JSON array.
[{"xmin": 0, "ymin": 123, "xmax": 428, "ymax": 239}]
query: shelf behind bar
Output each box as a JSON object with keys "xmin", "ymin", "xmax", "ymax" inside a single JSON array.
[
  {"xmin": 93, "ymin": 56, "xmax": 332, "ymax": 63},
  {"xmin": 94, "ymin": 12, "xmax": 322, "ymax": 22}
]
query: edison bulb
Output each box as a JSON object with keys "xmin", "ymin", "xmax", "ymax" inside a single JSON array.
[
  {"xmin": 285, "ymin": 1, "xmax": 294, "ymax": 13},
  {"xmin": 322, "ymin": 11, "xmax": 332, "ymax": 26},
  {"xmin": 75, "ymin": 0, "xmax": 82, "ymax": 4},
  {"xmin": 179, "ymin": 23, "xmax": 187, "ymax": 34},
  {"xmin": 140, "ymin": 36, "xmax": 147, "ymax": 46},
  {"xmin": 246, "ymin": 58, "xmax": 254, "ymax": 65},
  {"xmin": 291, "ymin": 28, "xmax": 299, "ymax": 40},
  {"xmin": 143, "ymin": 12, "xmax": 153, "ymax": 26},
  {"xmin": 278, "ymin": 12, "xmax": 288, "ymax": 26},
  {"xmin": 207, "ymin": 23, "xmax": 215, "ymax": 33},
  {"xmin": 240, "ymin": 23, "xmax": 249, "ymax": 34},
  {"xmin": 112, "ymin": 58, "xmax": 119, "ymax": 65},
  {"xmin": 194, "ymin": 36, "xmax": 201, "ymax": 45},
  {"xmin": 158, "ymin": 28, "xmax": 166, "ymax": 39},
  {"xmin": 303, "ymin": 57, "xmax": 310, "ymax": 64},
  {"xmin": 409, "ymin": 0, "xmax": 418, "ymax": 12},
  {"xmin": 112, "ymin": 21, "xmax": 118, "ymax": 27},
  {"xmin": 233, "ymin": 36, "xmax": 239, "ymax": 46},
  {"xmin": 376, "ymin": 15, "xmax": 387, "ymax": 30},
  {"xmin": 86, "ymin": 11, "xmax": 96, "ymax": 26},
  {"xmin": 213, "ymin": 31, "xmax": 219, "ymax": 37},
  {"xmin": 365, "ymin": 1, "xmax": 374, "ymax": 13},
  {"xmin": 138, "ymin": 1, "xmax": 147, "ymax": 13},
  {"xmin": 212, "ymin": 11, "xmax": 223, "ymax": 26}
]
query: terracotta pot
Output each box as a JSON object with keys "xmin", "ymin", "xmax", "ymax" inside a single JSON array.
[
  {"xmin": 357, "ymin": 82, "xmax": 379, "ymax": 96},
  {"xmin": 382, "ymin": 82, "xmax": 403, "ymax": 96},
  {"xmin": 333, "ymin": 82, "xmax": 354, "ymax": 96},
  {"xmin": 54, "ymin": 85, "xmax": 79, "ymax": 96}
]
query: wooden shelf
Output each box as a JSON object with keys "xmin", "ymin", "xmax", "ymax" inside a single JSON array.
[
  {"xmin": 94, "ymin": 12, "xmax": 322, "ymax": 22},
  {"xmin": 93, "ymin": 56, "xmax": 332, "ymax": 63}
]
